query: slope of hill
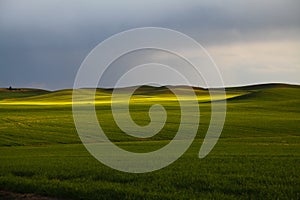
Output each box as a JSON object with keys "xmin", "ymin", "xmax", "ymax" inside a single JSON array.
[
  {"xmin": 0, "ymin": 86, "xmax": 247, "ymax": 105},
  {"xmin": 0, "ymin": 83, "xmax": 299, "ymax": 199},
  {"xmin": 0, "ymin": 88, "xmax": 50, "ymax": 100}
]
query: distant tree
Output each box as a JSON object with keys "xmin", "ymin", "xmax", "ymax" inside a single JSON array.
[{"xmin": 8, "ymin": 86, "xmax": 12, "ymax": 90}]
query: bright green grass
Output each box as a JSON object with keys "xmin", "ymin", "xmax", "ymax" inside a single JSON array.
[{"xmin": 0, "ymin": 84, "xmax": 299, "ymax": 199}]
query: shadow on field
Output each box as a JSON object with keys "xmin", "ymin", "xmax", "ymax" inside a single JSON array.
[{"xmin": 0, "ymin": 190, "xmax": 65, "ymax": 200}]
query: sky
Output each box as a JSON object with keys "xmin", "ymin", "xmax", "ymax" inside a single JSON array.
[{"xmin": 0, "ymin": 0, "xmax": 299, "ymax": 90}]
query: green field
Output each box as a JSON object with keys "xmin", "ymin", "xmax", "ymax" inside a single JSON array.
[{"xmin": 0, "ymin": 84, "xmax": 299, "ymax": 199}]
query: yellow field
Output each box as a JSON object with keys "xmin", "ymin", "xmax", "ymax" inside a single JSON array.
[{"xmin": 0, "ymin": 88, "xmax": 247, "ymax": 105}]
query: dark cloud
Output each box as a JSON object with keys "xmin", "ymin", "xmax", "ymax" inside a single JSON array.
[{"xmin": 0, "ymin": 0, "xmax": 299, "ymax": 89}]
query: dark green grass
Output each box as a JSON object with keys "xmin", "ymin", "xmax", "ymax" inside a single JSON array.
[
  {"xmin": 0, "ymin": 84, "xmax": 299, "ymax": 199},
  {"xmin": 0, "ymin": 138, "xmax": 299, "ymax": 199}
]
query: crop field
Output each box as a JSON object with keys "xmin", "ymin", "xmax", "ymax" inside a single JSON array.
[{"xmin": 0, "ymin": 84, "xmax": 299, "ymax": 199}]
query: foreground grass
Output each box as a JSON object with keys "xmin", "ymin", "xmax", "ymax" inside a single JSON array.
[
  {"xmin": 0, "ymin": 84, "xmax": 299, "ymax": 199},
  {"xmin": 0, "ymin": 137, "xmax": 299, "ymax": 199}
]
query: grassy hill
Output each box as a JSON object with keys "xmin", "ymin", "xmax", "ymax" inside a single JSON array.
[
  {"xmin": 0, "ymin": 84, "xmax": 299, "ymax": 199},
  {"xmin": 0, "ymin": 85, "xmax": 246, "ymax": 105},
  {"xmin": 0, "ymin": 88, "xmax": 49, "ymax": 100}
]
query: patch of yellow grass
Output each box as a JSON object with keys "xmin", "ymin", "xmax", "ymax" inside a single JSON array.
[{"xmin": 0, "ymin": 92, "xmax": 248, "ymax": 105}]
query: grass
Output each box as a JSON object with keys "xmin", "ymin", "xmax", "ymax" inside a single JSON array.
[{"xmin": 0, "ymin": 84, "xmax": 299, "ymax": 199}]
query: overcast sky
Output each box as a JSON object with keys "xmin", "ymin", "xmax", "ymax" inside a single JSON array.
[{"xmin": 0, "ymin": 0, "xmax": 299, "ymax": 90}]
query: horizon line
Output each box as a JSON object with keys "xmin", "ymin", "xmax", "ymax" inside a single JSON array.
[{"xmin": 1, "ymin": 82, "xmax": 300, "ymax": 92}]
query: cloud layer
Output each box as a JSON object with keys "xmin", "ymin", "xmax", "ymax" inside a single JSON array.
[{"xmin": 0, "ymin": 0, "xmax": 299, "ymax": 89}]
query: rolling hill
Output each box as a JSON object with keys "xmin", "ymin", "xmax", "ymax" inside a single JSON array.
[
  {"xmin": 0, "ymin": 84, "xmax": 253, "ymax": 105},
  {"xmin": 0, "ymin": 83, "xmax": 299, "ymax": 199}
]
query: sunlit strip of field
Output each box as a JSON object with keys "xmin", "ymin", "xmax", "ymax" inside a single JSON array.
[
  {"xmin": 0, "ymin": 100, "xmax": 114, "ymax": 105},
  {"xmin": 0, "ymin": 93, "xmax": 247, "ymax": 105},
  {"xmin": 130, "ymin": 93, "xmax": 247, "ymax": 102}
]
